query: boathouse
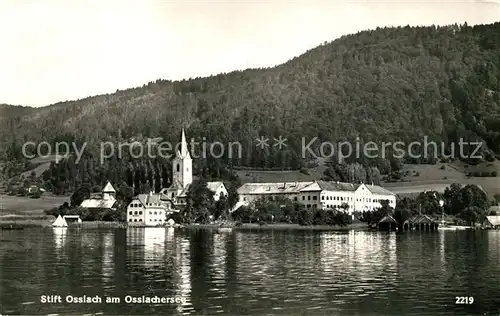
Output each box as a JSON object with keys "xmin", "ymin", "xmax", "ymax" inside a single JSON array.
[
  {"xmin": 410, "ymin": 214, "xmax": 438, "ymax": 231},
  {"xmin": 377, "ymin": 214, "xmax": 398, "ymax": 230},
  {"xmin": 63, "ymin": 215, "xmax": 82, "ymax": 224}
]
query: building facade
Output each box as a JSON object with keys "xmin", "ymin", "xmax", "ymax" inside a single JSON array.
[
  {"xmin": 126, "ymin": 192, "xmax": 178, "ymax": 226},
  {"xmin": 237, "ymin": 180, "xmax": 396, "ymax": 214}
]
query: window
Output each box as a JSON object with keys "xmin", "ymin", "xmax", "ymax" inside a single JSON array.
[
  {"xmin": 134, "ymin": 211, "xmax": 137, "ymax": 215},
  {"xmin": 308, "ymin": 196, "xmax": 311, "ymax": 200},
  {"xmin": 243, "ymin": 197, "xmax": 247, "ymax": 201},
  {"xmin": 302, "ymin": 196, "xmax": 305, "ymax": 200},
  {"xmin": 139, "ymin": 211, "xmax": 142, "ymax": 215},
  {"xmin": 139, "ymin": 219, "xmax": 142, "ymax": 222},
  {"xmin": 313, "ymin": 196, "xmax": 317, "ymax": 200},
  {"xmin": 321, "ymin": 196, "xmax": 324, "ymax": 200},
  {"xmin": 129, "ymin": 219, "xmax": 132, "ymax": 222},
  {"xmin": 134, "ymin": 219, "xmax": 137, "ymax": 222},
  {"xmin": 129, "ymin": 211, "xmax": 132, "ymax": 215},
  {"xmin": 176, "ymin": 164, "xmax": 180, "ymax": 172},
  {"xmin": 294, "ymin": 197, "xmax": 297, "ymax": 201}
]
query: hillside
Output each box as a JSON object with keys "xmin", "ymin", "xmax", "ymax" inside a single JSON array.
[{"xmin": 1, "ymin": 22, "xmax": 500, "ymax": 194}]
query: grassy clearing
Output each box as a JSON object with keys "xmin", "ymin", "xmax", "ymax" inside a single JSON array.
[
  {"xmin": 235, "ymin": 165, "xmax": 327, "ymax": 183},
  {"xmin": 0, "ymin": 194, "xmax": 69, "ymax": 214},
  {"xmin": 19, "ymin": 162, "xmax": 51, "ymax": 179}
]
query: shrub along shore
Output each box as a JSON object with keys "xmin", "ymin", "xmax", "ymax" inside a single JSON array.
[{"xmin": 0, "ymin": 220, "xmax": 367, "ymax": 231}]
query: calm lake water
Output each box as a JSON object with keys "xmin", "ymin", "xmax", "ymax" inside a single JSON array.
[{"xmin": 1, "ymin": 227, "xmax": 499, "ymax": 316}]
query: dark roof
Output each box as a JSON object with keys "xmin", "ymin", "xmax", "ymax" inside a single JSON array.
[
  {"xmin": 316, "ymin": 180, "xmax": 358, "ymax": 192},
  {"xmin": 410, "ymin": 214, "xmax": 437, "ymax": 224},
  {"xmin": 379, "ymin": 215, "xmax": 398, "ymax": 224}
]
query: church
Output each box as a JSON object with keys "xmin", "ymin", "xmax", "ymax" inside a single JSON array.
[
  {"xmin": 127, "ymin": 129, "xmax": 228, "ymax": 225},
  {"xmin": 159, "ymin": 129, "xmax": 228, "ymax": 208},
  {"xmin": 160, "ymin": 129, "xmax": 193, "ymax": 206}
]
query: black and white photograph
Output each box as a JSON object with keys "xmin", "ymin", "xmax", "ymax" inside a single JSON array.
[{"xmin": 1, "ymin": 0, "xmax": 500, "ymax": 315}]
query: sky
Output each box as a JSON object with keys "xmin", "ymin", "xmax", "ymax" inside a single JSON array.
[{"xmin": 0, "ymin": 0, "xmax": 499, "ymax": 107}]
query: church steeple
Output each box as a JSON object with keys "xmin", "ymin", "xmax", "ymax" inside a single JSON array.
[
  {"xmin": 179, "ymin": 128, "xmax": 190, "ymax": 159},
  {"xmin": 172, "ymin": 128, "xmax": 192, "ymax": 189}
]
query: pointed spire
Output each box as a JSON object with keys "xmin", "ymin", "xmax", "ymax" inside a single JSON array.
[
  {"xmin": 102, "ymin": 181, "xmax": 115, "ymax": 193},
  {"xmin": 179, "ymin": 128, "xmax": 190, "ymax": 159}
]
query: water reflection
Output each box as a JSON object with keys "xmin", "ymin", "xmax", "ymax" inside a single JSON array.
[
  {"xmin": 2, "ymin": 228, "xmax": 500, "ymax": 315},
  {"xmin": 439, "ymin": 230, "xmax": 446, "ymax": 266},
  {"xmin": 143, "ymin": 228, "xmax": 165, "ymax": 268},
  {"xmin": 101, "ymin": 232, "xmax": 114, "ymax": 288},
  {"xmin": 52, "ymin": 227, "xmax": 67, "ymax": 250},
  {"xmin": 175, "ymin": 237, "xmax": 192, "ymax": 314}
]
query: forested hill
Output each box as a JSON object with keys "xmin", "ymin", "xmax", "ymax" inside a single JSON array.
[{"xmin": 1, "ymin": 22, "xmax": 500, "ymax": 192}]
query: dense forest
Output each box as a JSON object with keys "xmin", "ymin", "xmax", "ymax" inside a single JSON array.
[{"xmin": 1, "ymin": 22, "xmax": 500, "ymax": 194}]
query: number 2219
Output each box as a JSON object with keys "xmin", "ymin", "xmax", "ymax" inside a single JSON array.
[{"xmin": 455, "ymin": 296, "xmax": 474, "ymax": 304}]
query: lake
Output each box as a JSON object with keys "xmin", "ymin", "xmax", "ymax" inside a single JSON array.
[{"xmin": 1, "ymin": 227, "xmax": 499, "ymax": 315}]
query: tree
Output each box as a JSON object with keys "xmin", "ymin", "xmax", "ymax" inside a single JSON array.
[
  {"xmin": 340, "ymin": 202, "xmax": 349, "ymax": 212},
  {"xmin": 378, "ymin": 199, "xmax": 394, "ymax": 216},
  {"xmin": 92, "ymin": 185, "xmax": 102, "ymax": 193},
  {"xmin": 458, "ymin": 206, "xmax": 484, "ymax": 226},
  {"xmin": 458, "ymin": 184, "xmax": 489, "ymax": 213},
  {"xmin": 493, "ymin": 193, "xmax": 500, "ymax": 204},
  {"xmin": 298, "ymin": 209, "xmax": 313, "ymax": 226},
  {"xmin": 70, "ymin": 183, "xmax": 92, "ymax": 207},
  {"xmin": 214, "ymin": 195, "xmax": 229, "ymax": 220},
  {"xmin": 394, "ymin": 209, "xmax": 411, "ymax": 229},
  {"xmin": 186, "ymin": 180, "xmax": 215, "ymax": 224},
  {"xmin": 444, "ymin": 183, "xmax": 462, "ymax": 215}
]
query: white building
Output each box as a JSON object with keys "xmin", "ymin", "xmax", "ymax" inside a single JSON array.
[
  {"xmin": 127, "ymin": 192, "xmax": 178, "ymax": 226},
  {"xmin": 206, "ymin": 181, "xmax": 228, "ymax": 201},
  {"xmin": 236, "ymin": 180, "xmax": 396, "ymax": 214},
  {"xmin": 159, "ymin": 129, "xmax": 228, "ymax": 208},
  {"xmin": 237, "ymin": 181, "xmax": 314, "ymax": 205},
  {"xmin": 80, "ymin": 181, "xmax": 118, "ymax": 210}
]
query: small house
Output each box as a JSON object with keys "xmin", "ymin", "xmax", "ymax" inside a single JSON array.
[
  {"xmin": 80, "ymin": 181, "xmax": 118, "ymax": 211},
  {"xmin": 206, "ymin": 181, "xmax": 228, "ymax": 201}
]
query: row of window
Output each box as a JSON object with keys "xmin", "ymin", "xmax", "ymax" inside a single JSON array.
[
  {"xmin": 323, "ymin": 204, "xmax": 352, "ymax": 209},
  {"xmin": 302, "ymin": 195, "xmax": 318, "ymax": 201},
  {"xmin": 128, "ymin": 218, "xmax": 164, "ymax": 222},
  {"xmin": 241, "ymin": 195, "xmax": 395, "ymax": 205},
  {"xmin": 321, "ymin": 196, "xmax": 352, "ymax": 201},
  {"xmin": 129, "ymin": 203, "xmax": 161, "ymax": 208},
  {"xmin": 129, "ymin": 211, "xmax": 165, "ymax": 215}
]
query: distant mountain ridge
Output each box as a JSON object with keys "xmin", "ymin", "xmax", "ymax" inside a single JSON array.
[{"xmin": 1, "ymin": 22, "xmax": 500, "ymax": 170}]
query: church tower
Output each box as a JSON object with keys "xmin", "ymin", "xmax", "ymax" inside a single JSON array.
[{"xmin": 172, "ymin": 129, "xmax": 192, "ymax": 188}]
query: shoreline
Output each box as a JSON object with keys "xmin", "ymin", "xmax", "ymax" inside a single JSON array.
[
  {"xmin": 183, "ymin": 222, "xmax": 370, "ymax": 231},
  {"xmin": 0, "ymin": 220, "xmax": 369, "ymax": 231}
]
